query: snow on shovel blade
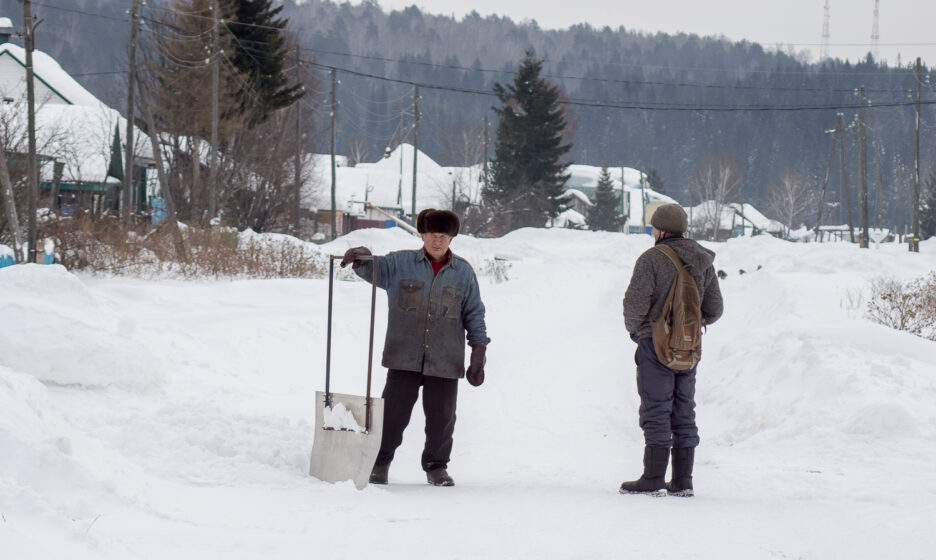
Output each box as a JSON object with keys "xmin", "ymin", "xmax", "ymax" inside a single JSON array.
[{"xmin": 309, "ymin": 391, "xmax": 384, "ymax": 490}]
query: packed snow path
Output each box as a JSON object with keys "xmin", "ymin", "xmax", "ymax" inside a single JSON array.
[{"xmin": 2, "ymin": 229, "xmax": 935, "ymax": 559}]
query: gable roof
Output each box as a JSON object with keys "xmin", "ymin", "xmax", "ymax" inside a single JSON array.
[{"xmin": 0, "ymin": 42, "xmax": 102, "ymax": 106}]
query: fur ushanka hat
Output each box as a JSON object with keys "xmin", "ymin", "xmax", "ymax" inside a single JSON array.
[{"xmin": 416, "ymin": 209, "xmax": 460, "ymax": 237}]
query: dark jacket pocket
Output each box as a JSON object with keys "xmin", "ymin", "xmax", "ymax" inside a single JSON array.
[
  {"xmin": 441, "ymin": 287, "xmax": 462, "ymax": 319},
  {"xmin": 398, "ymin": 279, "xmax": 424, "ymax": 311}
]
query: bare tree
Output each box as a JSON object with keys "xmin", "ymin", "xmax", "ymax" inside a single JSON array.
[
  {"xmin": 688, "ymin": 154, "xmax": 743, "ymax": 240},
  {"xmin": 767, "ymin": 168, "xmax": 817, "ymax": 230},
  {"xmin": 346, "ymin": 135, "xmax": 370, "ymax": 167}
]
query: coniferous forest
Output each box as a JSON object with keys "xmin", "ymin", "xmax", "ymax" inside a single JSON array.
[{"xmin": 3, "ymin": 0, "xmax": 934, "ymax": 228}]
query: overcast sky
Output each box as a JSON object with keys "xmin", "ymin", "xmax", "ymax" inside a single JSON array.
[{"xmin": 377, "ymin": 0, "xmax": 935, "ymax": 66}]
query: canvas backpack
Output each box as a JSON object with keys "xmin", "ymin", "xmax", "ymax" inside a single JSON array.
[{"xmin": 650, "ymin": 244, "xmax": 703, "ymax": 371}]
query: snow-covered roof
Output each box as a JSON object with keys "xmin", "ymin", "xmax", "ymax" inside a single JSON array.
[
  {"xmin": 687, "ymin": 201, "xmax": 784, "ymax": 234},
  {"xmin": 0, "ymin": 42, "xmax": 151, "ymax": 184},
  {"xmin": 557, "ymin": 188, "xmax": 594, "ymax": 206},
  {"xmin": 566, "ymin": 164, "xmax": 643, "ymax": 191},
  {"xmin": 306, "ymin": 143, "xmax": 482, "ymax": 216},
  {"xmin": 0, "ymin": 43, "xmax": 102, "ymax": 107},
  {"xmin": 356, "ymin": 143, "xmax": 443, "ymax": 173}
]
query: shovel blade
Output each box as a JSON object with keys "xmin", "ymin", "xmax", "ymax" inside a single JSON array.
[{"xmin": 309, "ymin": 391, "xmax": 384, "ymax": 490}]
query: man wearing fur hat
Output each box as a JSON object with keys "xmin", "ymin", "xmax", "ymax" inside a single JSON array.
[
  {"xmin": 620, "ymin": 203, "xmax": 723, "ymax": 497},
  {"xmin": 340, "ymin": 209, "xmax": 489, "ymax": 487}
]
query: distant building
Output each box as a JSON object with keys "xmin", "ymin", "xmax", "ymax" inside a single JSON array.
[{"xmin": 0, "ymin": 30, "xmax": 152, "ymax": 216}]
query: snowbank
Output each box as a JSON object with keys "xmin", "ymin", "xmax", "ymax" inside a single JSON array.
[{"xmin": 0, "ymin": 265, "xmax": 164, "ymax": 389}]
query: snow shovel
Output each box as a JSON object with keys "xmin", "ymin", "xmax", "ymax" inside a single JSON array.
[{"xmin": 309, "ymin": 254, "xmax": 384, "ymax": 490}]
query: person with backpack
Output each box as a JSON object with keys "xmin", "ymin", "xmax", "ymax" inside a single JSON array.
[{"xmin": 620, "ymin": 203, "xmax": 723, "ymax": 497}]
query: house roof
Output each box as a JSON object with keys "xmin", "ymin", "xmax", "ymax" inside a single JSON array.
[{"xmin": 0, "ymin": 42, "xmax": 102, "ymax": 106}]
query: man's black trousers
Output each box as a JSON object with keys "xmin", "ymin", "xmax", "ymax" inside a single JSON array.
[
  {"xmin": 635, "ymin": 338, "xmax": 700, "ymax": 449},
  {"xmin": 374, "ymin": 369, "xmax": 458, "ymax": 471}
]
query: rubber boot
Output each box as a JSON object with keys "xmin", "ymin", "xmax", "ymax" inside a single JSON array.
[
  {"xmin": 619, "ymin": 446, "xmax": 669, "ymax": 496},
  {"xmin": 666, "ymin": 447, "xmax": 694, "ymax": 497},
  {"xmin": 369, "ymin": 463, "xmax": 389, "ymax": 485}
]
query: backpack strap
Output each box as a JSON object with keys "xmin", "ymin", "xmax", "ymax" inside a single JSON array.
[{"xmin": 654, "ymin": 244, "xmax": 685, "ymax": 271}]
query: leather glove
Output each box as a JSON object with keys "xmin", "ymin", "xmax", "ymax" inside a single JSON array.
[
  {"xmin": 466, "ymin": 344, "xmax": 486, "ymax": 387},
  {"xmin": 340, "ymin": 246, "xmax": 372, "ymax": 268}
]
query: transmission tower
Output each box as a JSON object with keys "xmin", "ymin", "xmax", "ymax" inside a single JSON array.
[
  {"xmin": 820, "ymin": 0, "xmax": 831, "ymax": 62},
  {"xmin": 871, "ymin": 0, "xmax": 880, "ymax": 61}
]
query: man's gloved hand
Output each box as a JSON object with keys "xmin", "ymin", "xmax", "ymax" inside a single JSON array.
[
  {"xmin": 466, "ymin": 344, "xmax": 486, "ymax": 387},
  {"xmin": 340, "ymin": 246, "xmax": 372, "ymax": 268}
]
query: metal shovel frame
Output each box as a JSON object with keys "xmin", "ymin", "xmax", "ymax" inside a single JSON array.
[{"xmin": 308, "ymin": 254, "xmax": 384, "ymax": 490}]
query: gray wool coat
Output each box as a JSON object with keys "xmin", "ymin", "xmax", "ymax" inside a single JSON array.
[{"xmin": 623, "ymin": 236, "xmax": 723, "ymax": 342}]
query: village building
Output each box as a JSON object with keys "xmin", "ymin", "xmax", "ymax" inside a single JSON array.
[{"xmin": 0, "ymin": 18, "xmax": 152, "ymax": 216}]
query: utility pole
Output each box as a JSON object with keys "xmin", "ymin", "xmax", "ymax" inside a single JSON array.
[
  {"xmin": 858, "ymin": 86, "xmax": 869, "ymax": 248},
  {"xmin": 911, "ymin": 57, "xmax": 921, "ymax": 252},
  {"xmin": 330, "ymin": 67, "xmax": 337, "ymax": 240},
  {"xmin": 896, "ymin": 154, "xmax": 904, "ymax": 240},
  {"xmin": 411, "ymin": 85, "xmax": 419, "ymax": 221},
  {"xmin": 482, "ymin": 115, "xmax": 489, "ymax": 192},
  {"xmin": 814, "ymin": 120, "xmax": 839, "ymax": 241},
  {"xmin": 208, "ymin": 0, "xmax": 219, "ymax": 223},
  {"xmin": 293, "ymin": 45, "xmax": 302, "ymax": 235},
  {"xmin": 24, "ymin": 0, "xmax": 38, "ymax": 263},
  {"xmin": 137, "ymin": 74, "xmax": 187, "ymax": 262},
  {"xmin": 837, "ymin": 114, "xmax": 855, "ymax": 243},
  {"xmin": 121, "ymin": 0, "xmax": 140, "ymax": 225},
  {"xmin": 875, "ymin": 142, "xmax": 884, "ymax": 230},
  {"xmin": 639, "ymin": 163, "xmax": 647, "ymax": 229}
]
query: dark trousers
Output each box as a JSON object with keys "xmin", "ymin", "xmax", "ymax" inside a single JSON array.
[
  {"xmin": 635, "ymin": 338, "xmax": 700, "ymax": 449},
  {"xmin": 374, "ymin": 369, "xmax": 458, "ymax": 471}
]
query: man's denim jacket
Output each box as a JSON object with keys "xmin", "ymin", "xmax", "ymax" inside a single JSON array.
[{"xmin": 354, "ymin": 249, "xmax": 489, "ymax": 379}]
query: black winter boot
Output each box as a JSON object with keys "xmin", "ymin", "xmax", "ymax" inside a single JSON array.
[
  {"xmin": 666, "ymin": 447, "xmax": 695, "ymax": 497},
  {"xmin": 426, "ymin": 468, "xmax": 454, "ymax": 487},
  {"xmin": 619, "ymin": 446, "xmax": 669, "ymax": 496},
  {"xmin": 369, "ymin": 463, "xmax": 389, "ymax": 485}
]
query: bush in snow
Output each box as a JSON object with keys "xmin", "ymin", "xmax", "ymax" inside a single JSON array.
[
  {"xmin": 866, "ymin": 272, "xmax": 936, "ymax": 341},
  {"xmin": 39, "ymin": 211, "xmax": 327, "ymax": 279}
]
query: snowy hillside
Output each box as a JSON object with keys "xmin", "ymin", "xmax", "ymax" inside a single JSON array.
[{"xmin": 1, "ymin": 230, "xmax": 935, "ymax": 559}]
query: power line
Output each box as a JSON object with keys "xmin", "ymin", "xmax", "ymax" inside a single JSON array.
[{"xmin": 306, "ymin": 60, "xmax": 936, "ymax": 113}]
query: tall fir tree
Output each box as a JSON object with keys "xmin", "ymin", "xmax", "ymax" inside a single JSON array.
[
  {"xmin": 228, "ymin": 0, "xmax": 304, "ymax": 125},
  {"xmin": 587, "ymin": 164, "xmax": 624, "ymax": 232},
  {"xmin": 484, "ymin": 50, "xmax": 572, "ymax": 233}
]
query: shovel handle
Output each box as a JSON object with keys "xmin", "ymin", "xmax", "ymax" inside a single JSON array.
[{"xmin": 325, "ymin": 254, "xmax": 379, "ymax": 432}]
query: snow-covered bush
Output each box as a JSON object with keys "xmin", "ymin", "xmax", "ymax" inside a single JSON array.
[{"xmin": 866, "ymin": 272, "xmax": 936, "ymax": 341}]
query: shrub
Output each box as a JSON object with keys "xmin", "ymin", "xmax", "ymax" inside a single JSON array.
[
  {"xmin": 866, "ymin": 272, "xmax": 936, "ymax": 341},
  {"xmin": 38, "ymin": 212, "xmax": 326, "ymax": 279}
]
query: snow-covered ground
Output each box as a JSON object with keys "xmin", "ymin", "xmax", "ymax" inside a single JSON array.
[{"xmin": 1, "ymin": 229, "xmax": 935, "ymax": 559}]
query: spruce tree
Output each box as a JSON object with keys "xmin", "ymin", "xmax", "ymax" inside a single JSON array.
[
  {"xmin": 228, "ymin": 0, "xmax": 304, "ymax": 124},
  {"xmin": 587, "ymin": 165, "xmax": 624, "ymax": 232},
  {"xmin": 484, "ymin": 50, "xmax": 572, "ymax": 233}
]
